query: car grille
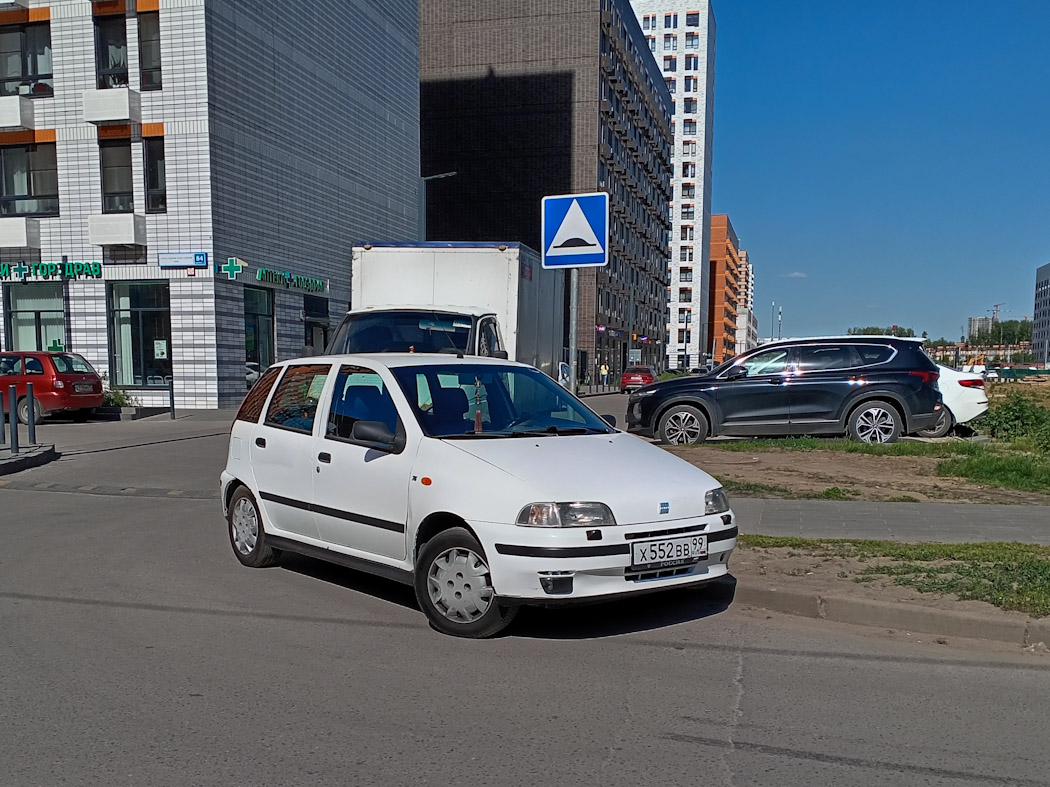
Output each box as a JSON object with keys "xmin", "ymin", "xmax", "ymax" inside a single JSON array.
[{"xmin": 624, "ymin": 566, "xmax": 694, "ymax": 582}]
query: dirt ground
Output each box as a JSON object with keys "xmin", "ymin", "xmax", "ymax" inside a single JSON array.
[{"xmin": 666, "ymin": 444, "xmax": 1050, "ymax": 505}]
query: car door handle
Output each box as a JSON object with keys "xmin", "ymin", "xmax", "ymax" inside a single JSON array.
[
  {"xmin": 318, "ymin": 452, "xmax": 331, "ymax": 463},
  {"xmin": 768, "ymin": 378, "xmax": 787, "ymax": 385},
  {"xmin": 255, "ymin": 437, "xmax": 266, "ymax": 448}
]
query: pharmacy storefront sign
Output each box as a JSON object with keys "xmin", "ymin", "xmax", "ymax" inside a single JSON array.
[
  {"xmin": 0, "ymin": 261, "xmax": 103, "ymax": 281},
  {"xmin": 256, "ymin": 267, "xmax": 326, "ymax": 293}
]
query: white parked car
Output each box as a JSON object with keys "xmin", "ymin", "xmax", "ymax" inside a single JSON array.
[
  {"xmin": 221, "ymin": 354, "xmax": 738, "ymax": 637},
  {"xmin": 915, "ymin": 364, "xmax": 988, "ymax": 438}
]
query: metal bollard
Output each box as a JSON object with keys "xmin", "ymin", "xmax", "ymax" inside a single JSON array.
[
  {"xmin": 7, "ymin": 384, "xmax": 17, "ymax": 455},
  {"xmin": 168, "ymin": 376, "xmax": 176, "ymax": 420},
  {"xmin": 0, "ymin": 389, "xmax": 5, "ymax": 446},
  {"xmin": 26, "ymin": 381, "xmax": 35, "ymax": 445}
]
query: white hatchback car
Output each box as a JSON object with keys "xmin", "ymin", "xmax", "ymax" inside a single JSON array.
[
  {"xmin": 914, "ymin": 365, "xmax": 989, "ymax": 438},
  {"xmin": 221, "ymin": 354, "xmax": 738, "ymax": 637}
]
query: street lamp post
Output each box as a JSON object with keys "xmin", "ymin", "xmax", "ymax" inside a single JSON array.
[
  {"xmin": 770, "ymin": 300, "xmax": 775, "ymax": 342},
  {"xmin": 418, "ymin": 171, "xmax": 457, "ymax": 241}
]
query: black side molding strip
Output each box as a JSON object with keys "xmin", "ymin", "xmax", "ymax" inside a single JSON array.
[
  {"xmin": 266, "ymin": 535, "xmax": 413, "ymax": 586},
  {"xmin": 259, "ymin": 491, "xmax": 406, "ymax": 534},
  {"xmin": 495, "ymin": 543, "xmax": 630, "ymax": 558},
  {"xmin": 708, "ymin": 525, "xmax": 738, "ymax": 544}
]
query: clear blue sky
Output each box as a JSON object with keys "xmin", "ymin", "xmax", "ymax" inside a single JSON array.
[{"xmin": 710, "ymin": 0, "xmax": 1050, "ymax": 341}]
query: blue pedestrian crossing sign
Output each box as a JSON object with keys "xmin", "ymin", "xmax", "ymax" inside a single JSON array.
[{"xmin": 541, "ymin": 192, "xmax": 609, "ymax": 269}]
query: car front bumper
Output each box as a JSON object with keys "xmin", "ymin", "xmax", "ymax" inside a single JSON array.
[{"xmin": 472, "ymin": 514, "xmax": 738, "ymax": 603}]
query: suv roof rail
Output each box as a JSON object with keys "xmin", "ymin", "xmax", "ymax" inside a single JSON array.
[{"xmin": 757, "ymin": 335, "xmax": 925, "ymax": 344}]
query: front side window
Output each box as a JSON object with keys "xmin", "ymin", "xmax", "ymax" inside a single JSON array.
[
  {"xmin": 95, "ymin": 15, "xmax": 128, "ymax": 88},
  {"xmin": 144, "ymin": 137, "xmax": 166, "ymax": 213},
  {"xmin": 0, "ymin": 353, "xmax": 21, "ymax": 375},
  {"xmin": 477, "ymin": 318, "xmax": 502, "ymax": 356},
  {"xmin": 137, "ymin": 11, "xmax": 161, "ymax": 89},
  {"xmin": 735, "ymin": 348, "xmax": 791, "ymax": 377},
  {"xmin": 4, "ymin": 281, "xmax": 63, "ymax": 350},
  {"xmin": 0, "ymin": 23, "xmax": 53, "ymax": 96},
  {"xmin": 1, "ymin": 143, "xmax": 58, "ymax": 216},
  {"xmin": 326, "ymin": 365, "xmax": 399, "ymax": 439},
  {"xmin": 264, "ymin": 364, "xmax": 330, "ymax": 434},
  {"xmin": 108, "ymin": 282, "xmax": 171, "ymax": 387},
  {"xmin": 100, "ymin": 140, "xmax": 133, "ymax": 213},
  {"xmin": 391, "ymin": 364, "xmax": 612, "ymax": 438}
]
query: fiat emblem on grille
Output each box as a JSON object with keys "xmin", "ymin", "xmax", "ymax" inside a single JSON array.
[{"xmin": 659, "ymin": 502, "xmax": 670, "ymax": 515}]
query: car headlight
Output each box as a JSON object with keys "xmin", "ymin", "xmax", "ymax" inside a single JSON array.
[
  {"xmin": 516, "ymin": 502, "xmax": 617, "ymax": 527},
  {"xmin": 632, "ymin": 388, "xmax": 658, "ymax": 398},
  {"xmin": 705, "ymin": 487, "xmax": 730, "ymax": 515}
]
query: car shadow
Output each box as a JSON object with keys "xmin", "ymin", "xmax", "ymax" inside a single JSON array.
[{"xmin": 278, "ymin": 553, "xmax": 421, "ymax": 611}]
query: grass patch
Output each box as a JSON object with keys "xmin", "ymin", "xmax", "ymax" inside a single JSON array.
[
  {"xmin": 812, "ymin": 486, "xmax": 860, "ymax": 500},
  {"xmin": 936, "ymin": 454, "xmax": 1050, "ymax": 494},
  {"xmin": 738, "ymin": 535, "xmax": 1050, "ymax": 617},
  {"xmin": 708, "ymin": 437, "xmax": 984, "ymax": 458},
  {"xmin": 717, "ymin": 478, "xmax": 797, "ymax": 499}
]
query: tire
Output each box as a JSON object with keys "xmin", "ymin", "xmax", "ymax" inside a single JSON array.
[
  {"xmin": 916, "ymin": 407, "xmax": 953, "ymax": 439},
  {"xmin": 414, "ymin": 527, "xmax": 518, "ymax": 638},
  {"xmin": 227, "ymin": 486, "xmax": 281, "ymax": 568},
  {"xmin": 657, "ymin": 404, "xmax": 709, "ymax": 445},
  {"xmin": 848, "ymin": 400, "xmax": 902, "ymax": 444},
  {"xmin": 17, "ymin": 396, "xmax": 42, "ymax": 426}
]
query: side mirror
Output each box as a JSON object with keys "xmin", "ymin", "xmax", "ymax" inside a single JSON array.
[
  {"xmin": 725, "ymin": 365, "xmax": 748, "ymax": 381},
  {"xmin": 351, "ymin": 420, "xmax": 402, "ymax": 453},
  {"xmin": 600, "ymin": 414, "xmax": 617, "ymax": 428},
  {"xmin": 491, "ymin": 350, "xmax": 509, "ymax": 360}
]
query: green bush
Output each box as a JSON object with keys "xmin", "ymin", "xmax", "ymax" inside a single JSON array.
[{"xmin": 978, "ymin": 392, "xmax": 1050, "ymax": 444}]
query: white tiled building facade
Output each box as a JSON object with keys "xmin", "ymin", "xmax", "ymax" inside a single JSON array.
[
  {"xmin": 735, "ymin": 248, "xmax": 758, "ymax": 354},
  {"xmin": 1035, "ymin": 262, "xmax": 1050, "ymax": 366},
  {"xmin": 0, "ymin": 0, "xmax": 420, "ymax": 408},
  {"xmin": 631, "ymin": 0, "xmax": 714, "ymax": 370}
]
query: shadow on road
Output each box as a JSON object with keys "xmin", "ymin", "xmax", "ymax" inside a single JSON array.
[{"xmin": 280, "ymin": 552, "xmax": 737, "ymax": 639}]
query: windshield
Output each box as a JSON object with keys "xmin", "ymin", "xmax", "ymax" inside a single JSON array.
[
  {"xmin": 329, "ymin": 311, "xmax": 473, "ymax": 355},
  {"xmin": 50, "ymin": 354, "xmax": 96, "ymax": 374},
  {"xmin": 390, "ymin": 364, "xmax": 613, "ymax": 438}
]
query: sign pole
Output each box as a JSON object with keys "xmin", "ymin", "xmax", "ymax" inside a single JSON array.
[{"xmin": 569, "ymin": 268, "xmax": 579, "ymax": 395}]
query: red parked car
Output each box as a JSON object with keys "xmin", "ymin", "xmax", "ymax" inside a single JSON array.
[
  {"xmin": 620, "ymin": 365, "xmax": 658, "ymax": 393},
  {"xmin": 0, "ymin": 351, "xmax": 105, "ymax": 424}
]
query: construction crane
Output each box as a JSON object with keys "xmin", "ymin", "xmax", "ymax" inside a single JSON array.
[{"xmin": 990, "ymin": 303, "xmax": 1006, "ymax": 322}]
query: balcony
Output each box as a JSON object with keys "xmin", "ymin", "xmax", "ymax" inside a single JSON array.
[
  {"xmin": 0, "ymin": 96, "xmax": 34, "ymax": 130},
  {"xmin": 82, "ymin": 88, "xmax": 141, "ymax": 125},
  {"xmin": 88, "ymin": 213, "xmax": 146, "ymax": 247},
  {"xmin": 0, "ymin": 217, "xmax": 40, "ymax": 248}
]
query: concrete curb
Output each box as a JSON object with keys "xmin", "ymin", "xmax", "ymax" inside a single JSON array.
[
  {"xmin": 0, "ymin": 444, "xmax": 60, "ymax": 477},
  {"xmin": 733, "ymin": 583, "xmax": 1050, "ymax": 647}
]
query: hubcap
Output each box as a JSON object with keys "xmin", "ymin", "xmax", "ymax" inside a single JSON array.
[
  {"xmin": 427, "ymin": 547, "xmax": 494, "ymax": 623},
  {"xmin": 856, "ymin": 407, "xmax": 896, "ymax": 443},
  {"xmin": 231, "ymin": 498, "xmax": 259, "ymax": 555},
  {"xmin": 664, "ymin": 411, "xmax": 703, "ymax": 444}
]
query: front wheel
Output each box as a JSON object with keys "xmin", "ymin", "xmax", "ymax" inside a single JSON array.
[
  {"xmin": 415, "ymin": 527, "xmax": 518, "ymax": 638},
  {"xmin": 916, "ymin": 408, "xmax": 953, "ymax": 439},
  {"xmin": 658, "ymin": 404, "xmax": 710, "ymax": 445},
  {"xmin": 227, "ymin": 487, "xmax": 281, "ymax": 568},
  {"xmin": 848, "ymin": 400, "xmax": 902, "ymax": 444}
]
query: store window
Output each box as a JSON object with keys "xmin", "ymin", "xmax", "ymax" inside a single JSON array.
[
  {"xmin": 0, "ymin": 22, "xmax": 53, "ymax": 96},
  {"xmin": 108, "ymin": 282, "xmax": 172, "ymax": 387},
  {"xmin": 137, "ymin": 11, "xmax": 162, "ymax": 89},
  {"xmin": 1, "ymin": 143, "xmax": 58, "ymax": 216},
  {"xmin": 303, "ymin": 294, "xmax": 328, "ymax": 356},
  {"xmin": 144, "ymin": 137, "xmax": 166, "ymax": 213},
  {"xmin": 100, "ymin": 140, "xmax": 133, "ymax": 213},
  {"xmin": 244, "ymin": 286, "xmax": 274, "ymax": 390},
  {"xmin": 94, "ymin": 15, "xmax": 128, "ymax": 88},
  {"xmin": 3, "ymin": 282, "xmax": 64, "ymax": 351}
]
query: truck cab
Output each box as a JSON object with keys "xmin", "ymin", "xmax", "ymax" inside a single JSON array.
[{"xmin": 325, "ymin": 306, "xmax": 508, "ymax": 359}]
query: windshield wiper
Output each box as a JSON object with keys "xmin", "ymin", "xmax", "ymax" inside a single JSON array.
[{"xmin": 510, "ymin": 426, "xmax": 607, "ymax": 437}]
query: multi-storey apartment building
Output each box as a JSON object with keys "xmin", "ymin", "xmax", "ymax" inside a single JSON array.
[
  {"xmin": 735, "ymin": 248, "xmax": 758, "ymax": 354},
  {"xmin": 632, "ymin": 0, "xmax": 715, "ymax": 370},
  {"xmin": 707, "ymin": 213, "xmax": 738, "ymax": 363},
  {"xmin": 967, "ymin": 315, "xmax": 994, "ymax": 340},
  {"xmin": 1035, "ymin": 262, "xmax": 1050, "ymax": 366},
  {"xmin": 0, "ymin": 0, "xmax": 420, "ymax": 408},
  {"xmin": 420, "ymin": 0, "xmax": 674, "ymax": 381}
]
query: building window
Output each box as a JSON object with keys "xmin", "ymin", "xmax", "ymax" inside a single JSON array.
[
  {"xmin": 244, "ymin": 286, "xmax": 275, "ymax": 390},
  {"xmin": 679, "ymin": 309, "xmax": 692, "ymax": 325},
  {"xmin": 687, "ymin": 11, "xmax": 701, "ymax": 26},
  {"xmin": 681, "ymin": 183, "xmax": 696, "ymax": 198},
  {"xmin": 680, "ymin": 247, "xmax": 694, "ymax": 263},
  {"xmin": 100, "ymin": 140, "xmax": 133, "ymax": 213},
  {"xmin": 663, "ymin": 34, "xmax": 677, "ymax": 51},
  {"xmin": 678, "ymin": 329, "xmax": 692, "ymax": 344},
  {"xmin": 682, "ymin": 162, "xmax": 696, "ymax": 177},
  {"xmin": 680, "ymin": 225, "xmax": 694, "ymax": 241},
  {"xmin": 0, "ymin": 22, "xmax": 53, "ymax": 97},
  {"xmin": 685, "ymin": 55, "xmax": 699, "ymax": 70},
  {"xmin": 685, "ymin": 76, "xmax": 699, "ymax": 91},
  {"xmin": 683, "ymin": 119, "xmax": 697, "ymax": 135},
  {"xmin": 664, "ymin": 13, "xmax": 678, "ymax": 28},
  {"xmin": 683, "ymin": 140, "xmax": 697, "ymax": 155},
  {"xmin": 108, "ymin": 282, "xmax": 171, "ymax": 388},
  {"xmin": 679, "ymin": 288, "xmax": 692, "ymax": 303},
  {"xmin": 665, "ymin": 77, "xmax": 676, "ymax": 93},
  {"xmin": 686, "ymin": 32, "xmax": 700, "ymax": 49},
  {"xmin": 1, "ymin": 143, "xmax": 58, "ymax": 217},
  {"xmin": 681, "ymin": 204, "xmax": 695, "ymax": 220},
  {"xmin": 94, "ymin": 15, "xmax": 128, "ymax": 88},
  {"xmin": 684, "ymin": 98, "xmax": 698, "ymax": 113},
  {"xmin": 648, "ymin": 36, "xmax": 656, "ymax": 52},
  {"xmin": 144, "ymin": 137, "xmax": 166, "ymax": 213},
  {"xmin": 138, "ymin": 11, "xmax": 162, "ymax": 90},
  {"xmin": 642, "ymin": 15, "xmax": 650, "ymax": 29},
  {"xmin": 3, "ymin": 282, "xmax": 64, "ymax": 351},
  {"xmin": 662, "ymin": 56, "xmax": 676, "ymax": 72}
]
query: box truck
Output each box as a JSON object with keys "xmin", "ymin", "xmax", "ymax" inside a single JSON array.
[{"xmin": 326, "ymin": 243, "xmax": 565, "ymax": 379}]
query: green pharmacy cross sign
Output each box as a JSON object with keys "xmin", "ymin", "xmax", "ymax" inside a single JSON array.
[{"xmin": 222, "ymin": 257, "xmax": 246, "ymax": 280}]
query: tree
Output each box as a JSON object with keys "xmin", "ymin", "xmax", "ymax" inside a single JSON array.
[{"xmin": 847, "ymin": 325, "xmax": 915, "ymax": 338}]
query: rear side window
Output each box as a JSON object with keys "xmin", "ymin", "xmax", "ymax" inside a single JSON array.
[
  {"xmin": 50, "ymin": 354, "xmax": 95, "ymax": 374},
  {"xmin": 264, "ymin": 364, "xmax": 331, "ymax": 433},
  {"xmin": 235, "ymin": 366, "xmax": 281, "ymax": 423},
  {"xmin": 798, "ymin": 345, "xmax": 853, "ymax": 372},
  {"xmin": 852, "ymin": 345, "xmax": 895, "ymax": 367}
]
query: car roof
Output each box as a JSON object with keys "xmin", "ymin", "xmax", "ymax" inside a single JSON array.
[
  {"xmin": 757, "ymin": 335, "xmax": 925, "ymax": 347},
  {"xmin": 275, "ymin": 353, "xmax": 532, "ymax": 370},
  {"xmin": 344, "ymin": 305, "xmax": 494, "ymax": 317}
]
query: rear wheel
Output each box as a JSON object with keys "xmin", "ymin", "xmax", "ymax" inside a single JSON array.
[
  {"xmin": 17, "ymin": 396, "xmax": 42, "ymax": 426},
  {"xmin": 848, "ymin": 400, "xmax": 902, "ymax": 444},
  {"xmin": 916, "ymin": 408, "xmax": 953, "ymax": 438},
  {"xmin": 658, "ymin": 404, "xmax": 709, "ymax": 445}
]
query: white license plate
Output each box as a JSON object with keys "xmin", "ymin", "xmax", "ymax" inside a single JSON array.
[
  {"xmin": 631, "ymin": 535, "xmax": 707, "ymax": 570},
  {"xmin": 74, "ymin": 383, "xmax": 93, "ymax": 393}
]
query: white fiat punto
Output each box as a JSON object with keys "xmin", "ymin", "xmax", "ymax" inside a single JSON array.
[{"xmin": 221, "ymin": 354, "xmax": 738, "ymax": 637}]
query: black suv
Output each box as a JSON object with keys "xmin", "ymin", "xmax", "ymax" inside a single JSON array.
[{"xmin": 627, "ymin": 337, "xmax": 942, "ymax": 445}]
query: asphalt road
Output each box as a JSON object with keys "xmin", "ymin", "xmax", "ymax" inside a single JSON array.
[{"xmin": 3, "ymin": 485, "xmax": 1049, "ymax": 787}]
